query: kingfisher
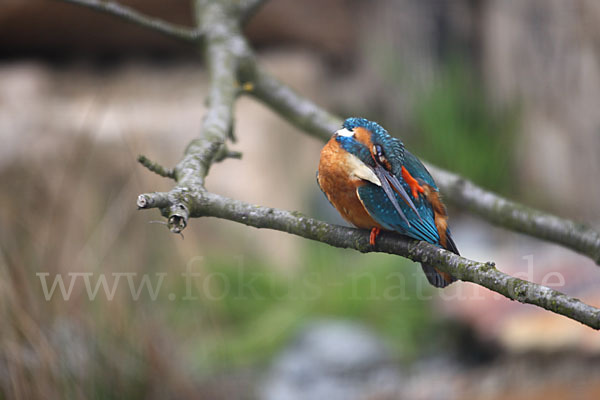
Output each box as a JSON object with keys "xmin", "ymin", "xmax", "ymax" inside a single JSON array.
[{"xmin": 317, "ymin": 117, "xmax": 459, "ymax": 288}]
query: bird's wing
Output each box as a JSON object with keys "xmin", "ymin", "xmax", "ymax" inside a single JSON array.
[
  {"xmin": 357, "ymin": 183, "xmax": 441, "ymax": 245},
  {"xmin": 402, "ymin": 149, "xmax": 460, "ymax": 255},
  {"xmin": 402, "ymin": 149, "xmax": 437, "ymax": 188}
]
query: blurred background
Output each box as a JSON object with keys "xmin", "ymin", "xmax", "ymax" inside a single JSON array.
[{"xmin": 1, "ymin": 0, "xmax": 600, "ymax": 399}]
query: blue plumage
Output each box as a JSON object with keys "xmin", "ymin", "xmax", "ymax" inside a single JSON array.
[
  {"xmin": 336, "ymin": 135, "xmax": 374, "ymax": 167},
  {"xmin": 343, "ymin": 117, "xmax": 390, "ymax": 138},
  {"xmin": 357, "ymin": 178, "xmax": 440, "ymax": 245}
]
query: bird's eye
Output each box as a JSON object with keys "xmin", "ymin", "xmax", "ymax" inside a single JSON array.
[{"xmin": 372, "ymin": 144, "xmax": 386, "ymax": 164}]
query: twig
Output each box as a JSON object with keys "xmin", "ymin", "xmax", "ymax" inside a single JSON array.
[
  {"xmin": 214, "ymin": 148, "xmax": 243, "ymax": 162},
  {"xmin": 137, "ymin": 190, "xmax": 600, "ymax": 330},
  {"xmin": 57, "ymin": 0, "xmax": 202, "ymax": 42},
  {"xmin": 137, "ymin": 155, "xmax": 175, "ymax": 179}
]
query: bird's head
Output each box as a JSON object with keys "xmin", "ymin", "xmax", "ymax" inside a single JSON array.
[
  {"xmin": 334, "ymin": 117, "xmax": 405, "ymax": 175},
  {"xmin": 332, "ymin": 117, "xmax": 419, "ymax": 225}
]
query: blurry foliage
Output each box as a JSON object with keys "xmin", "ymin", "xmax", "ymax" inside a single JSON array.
[{"xmin": 411, "ymin": 61, "xmax": 520, "ymax": 194}]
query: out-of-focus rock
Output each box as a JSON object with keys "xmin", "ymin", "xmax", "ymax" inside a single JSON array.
[
  {"xmin": 261, "ymin": 320, "xmax": 600, "ymax": 400},
  {"xmin": 261, "ymin": 320, "xmax": 403, "ymax": 400}
]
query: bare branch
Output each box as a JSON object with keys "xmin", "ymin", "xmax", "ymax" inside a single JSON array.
[
  {"xmin": 57, "ymin": 0, "xmax": 201, "ymax": 42},
  {"xmin": 214, "ymin": 147, "xmax": 243, "ymax": 162},
  {"xmin": 137, "ymin": 189, "xmax": 600, "ymax": 330},
  {"xmin": 248, "ymin": 68, "xmax": 600, "ymax": 265},
  {"xmin": 137, "ymin": 155, "xmax": 175, "ymax": 179}
]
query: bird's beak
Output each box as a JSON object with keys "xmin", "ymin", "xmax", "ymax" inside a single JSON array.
[{"xmin": 372, "ymin": 164, "xmax": 421, "ymax": 226}]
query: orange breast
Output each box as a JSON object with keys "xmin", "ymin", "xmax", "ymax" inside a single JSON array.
[{"xmin": 318, "ymin": 137, "xmax": 381, "ymax": 230}]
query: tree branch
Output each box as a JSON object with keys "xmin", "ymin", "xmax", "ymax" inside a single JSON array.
[
  {"xmin": 57, "ymin": 0, "xmax": 202, "ymax": 42},
  {"xmin": 137, "ymin": 155, "xmax": 175, "ymax": 179},
  {"xmin": 247, "ymin": 68, "xmax": 600, "ymax": 265},
  {"xmin": 137, "ymin": 190, "xmax": 600, "ymax": 330}
]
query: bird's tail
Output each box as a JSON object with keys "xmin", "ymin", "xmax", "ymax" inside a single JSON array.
[
  {"xmin": 421, "ymin": 263, "xmax": 456, "ymax": 288},
  {"xmin": 421, "ymin": 233, "xmax": 459, "ymax": 288}
]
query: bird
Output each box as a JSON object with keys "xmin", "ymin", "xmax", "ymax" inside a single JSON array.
[{"xmin": 317, "ymin": 117, "xmax": 459, "ymax": 288}]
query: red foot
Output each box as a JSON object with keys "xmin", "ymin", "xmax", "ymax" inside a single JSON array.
[
  {"xmin": 369, "ymin": 227, "xmax": 381, "ymax": 246},
  {"xmin": 401, "ymin": 166, "xmax": 425, "ymax": 199}
]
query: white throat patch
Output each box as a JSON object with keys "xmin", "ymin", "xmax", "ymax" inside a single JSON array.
[{"xmin": 346, "ymin": 153, "xmax": 381, "ymax": 186}]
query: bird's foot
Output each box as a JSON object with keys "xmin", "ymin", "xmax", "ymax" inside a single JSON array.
[
  {"xmin": 401, "ymin": 166, "xmax": 425, "ymax": 199},
  {"xmin": 369, "ymin": 227, "xmax": 381, "ymax": 246}
]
